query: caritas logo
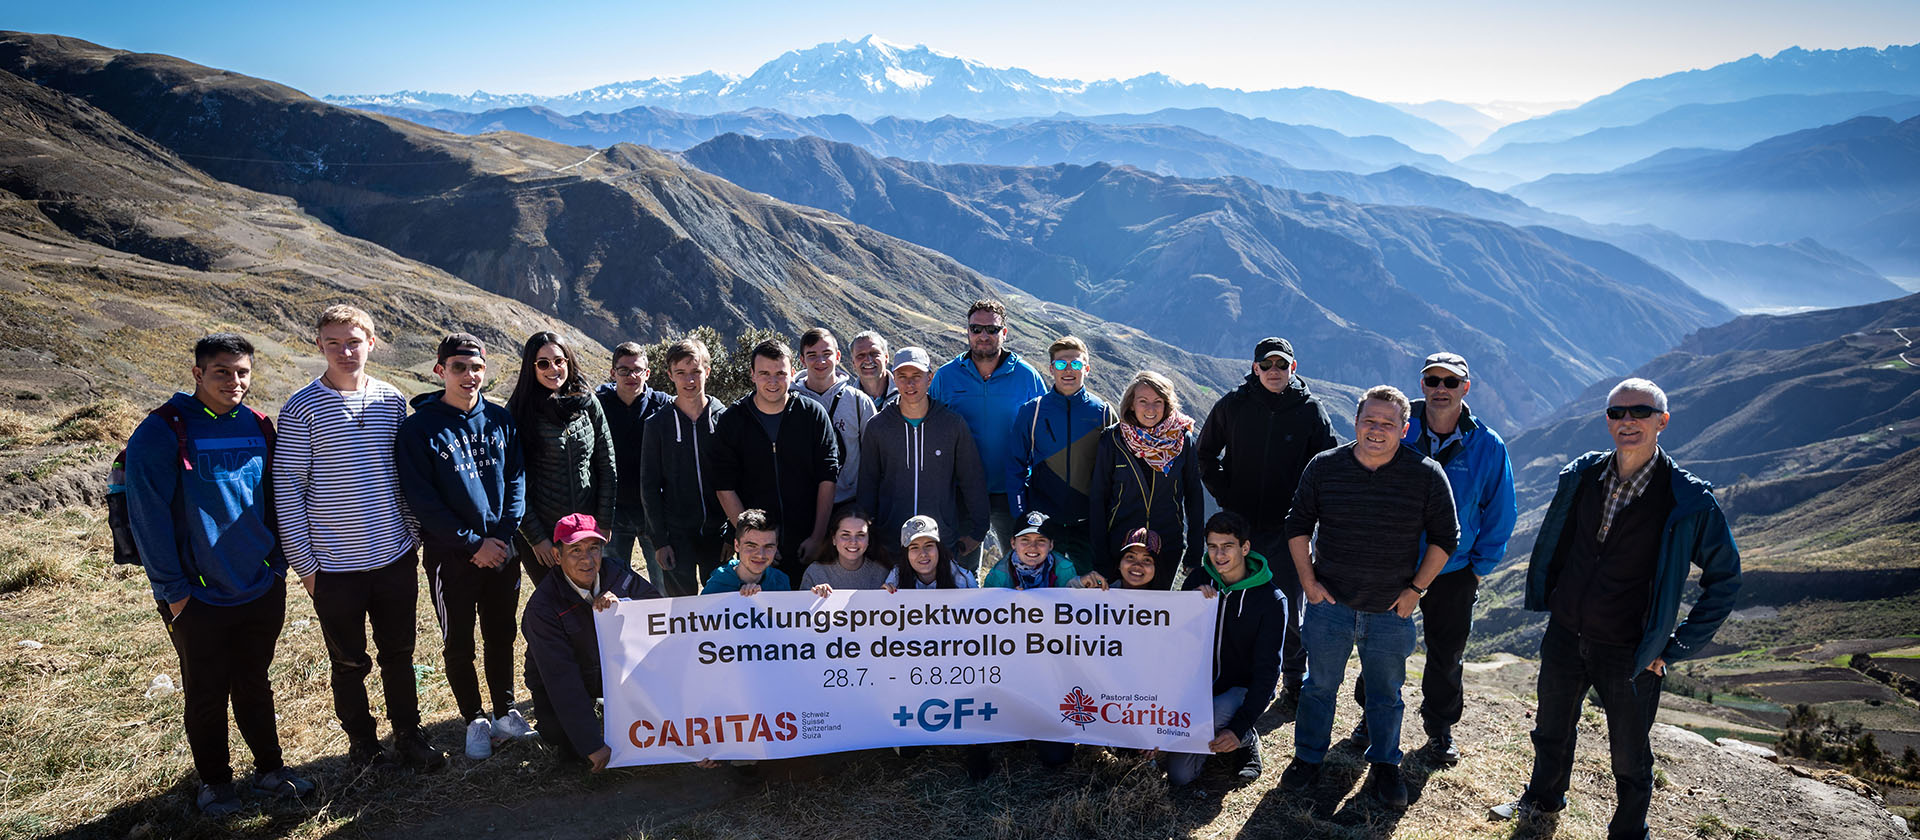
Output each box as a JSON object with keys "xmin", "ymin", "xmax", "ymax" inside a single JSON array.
[
  {"xmin": 1060, "ymin": 687, "xmax": 1196, "ymax": 731},
  {"xmin": 629, "ymin": 712, "xmax": 799, "ymax": 749},
  {"xmin": 1059, "ymin": 687, "xmax": 1098, "ymax": 728}
]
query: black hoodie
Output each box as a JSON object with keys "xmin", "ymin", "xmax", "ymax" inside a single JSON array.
[
  {"xmin": 710, "ymin": 392, "xmax": 840, "ymax": 565},
  {"xmin": 1182, "ymin": 551, "xmax": 1288, "ymax": 742},
  {"xmin": 638, "ymin": 395, "xmax": 726, "ymax": 546},
  {"xmin": 1196, "ymin": 374, "xmax": 1340, "ymax": 533}
]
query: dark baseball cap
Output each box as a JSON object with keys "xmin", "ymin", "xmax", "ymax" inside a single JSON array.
[
  {"xmin": 1422, "ymin": 352, "xmax": 1469, "ymax": 380},
  {"xmin": 436, "ymin": 332, "xmax": 486, "ymax": 363},
  {"xmin": 1254, "ymin": 337, "xmax": 1295, "ymax": 367}
]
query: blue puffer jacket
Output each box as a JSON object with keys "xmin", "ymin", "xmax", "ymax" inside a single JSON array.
[
  {"xmin": 1006, "ymin": 388, "xmax": 1116, "ymax": 526},
  {"xmin": 1526, "ymin": 450, "xmax": 1742, "ymax": 673},
  {"xmin": 929, "ymin": 351, "xmax": 1047, "ymax": 495},
  {"xmin": 1403, "ymin": 400, "xmax": 1516, "ymax": 577}
]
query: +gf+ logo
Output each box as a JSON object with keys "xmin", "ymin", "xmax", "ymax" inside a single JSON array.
[{"xmin": 893, "ymin": 698, "xmax": 998, "ymax": 731}]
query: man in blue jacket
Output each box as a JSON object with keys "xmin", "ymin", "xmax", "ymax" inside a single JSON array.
[
  {"xmin": 396, "ymin": 334, "xmax": 530, "ymax": 760},
  {"xmin": 124, "ymin": 334, "xmax": 312, "ymax": 816},
  {"xmin": 1491, "ymin": 378, "xmax": 1741, "ymax": 840},
  {"xmin": 930, "ymin": 299, "xmax": 1047, "ymax": 572},
  {"xmin": 1351, "ymin": 352, "xmax": 1515, "ymax": 766},
  {"xmin": 1006, "ymin": 335, "xmax": 1115, "ymax": 568}
]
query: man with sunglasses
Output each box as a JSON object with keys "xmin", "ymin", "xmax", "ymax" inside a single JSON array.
[
  {"xmin": 597, "ymin": 342, "xmax": 672, "ymax": 579},
  {"xmin": 1348, "ymin": 353, "xmax": 1515, "ymax": 766},
  {"xmin": 1491, "ymin": 378, "xmax": 1741, "ymax": 840},
  {"xmin": 930, "ymin": 299, "xmax": 1047, "ymax": 572},
  {"xmin": 1197, "ymin": 337, "xmax": 1339, "ymax": 710},
  {"xmin": 1007, "ymin": 336, "xmax": 1115, "ymax": 568}
]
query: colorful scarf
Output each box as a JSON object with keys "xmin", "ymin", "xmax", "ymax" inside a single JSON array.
[
  {"xmin": 1013, "ymin": 555, "xmax": 1057, "ymax": 590},
  {"xmin": 1121, "ymin": 412, "xmax": 1193, "ymax": 474}
]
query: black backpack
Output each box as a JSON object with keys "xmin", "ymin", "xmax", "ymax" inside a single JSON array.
[{"xmin": 107, "ymin": 403, "xmax": 275, "ymax": 566}]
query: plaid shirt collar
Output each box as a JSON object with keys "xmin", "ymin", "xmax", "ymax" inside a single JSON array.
[{"xmin": 1597, "ymin": 448, "xmax": 1662, "ymax": 541}]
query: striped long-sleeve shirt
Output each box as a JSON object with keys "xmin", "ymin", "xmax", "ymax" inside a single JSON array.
[{"xmin": 273, "ymin": 377, "xmax": 418, "ymax": 577}]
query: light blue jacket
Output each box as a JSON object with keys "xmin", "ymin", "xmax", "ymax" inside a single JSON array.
[
  {"xmin": 929, "ymin": 350, "xmax": 1047, "ymax": 495},
  {"xmin": 1404, "ymin": 400, "xmax": 1516, "ymax": 577}
]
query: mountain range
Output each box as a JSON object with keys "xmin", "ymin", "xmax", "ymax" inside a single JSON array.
[
  {"xmin": 1512, "ymin": 115, "xmax": 1920, "ymax": 277},
  {"xmin": 1462, "ymin": 91, "xmax": 1920, "ymax": 180},
  {"xmin": 0, "ymin": 31, "xmax": 1247, "ymax": 412},
  {"xmin": 347, "ymin": 98, "xmax": 1905, "ymax": 313},
  {"xmin": 322, "ymin": 35, "xmax": 1468, "ymax": 155},
  {"xmin": 683, "ymin": 133, "xmax": 1734, "ymax": 426},
  {"xmin": 1479, "ymin": 42, "xmax": 1920, "ymax": 151}
]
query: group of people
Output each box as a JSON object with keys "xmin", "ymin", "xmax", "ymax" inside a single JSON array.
[{"xmin": 124, "ymin": 298, "xmax": 1739, "ymax": 839}]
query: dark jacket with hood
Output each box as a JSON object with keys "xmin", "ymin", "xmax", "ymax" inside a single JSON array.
[
  {"xmin": 638, "ymin": 395, "xmax": 726, "ymax": 546},
  {"xmin": 522, "ymin": 562, "xmax": 659, "ymax": 759},
  {"xmin": 857, "ymin": 399, "xmax": 988, "ymax": 554},
  {"xmin": 1197, "ymin": 374, "xmax": 1340, "ymax": 533},
  {"xmin": 516, "ymin": 390, "xmax": 616, "ymax": 547},
  {"xmin": 1088, "ymin": 424, "xmax": 1207, "ymax": 581},
  {"xmin": 395, "ymin": 391, "xmax": 526, "ymax": 555},
  {"xmin": 1183, "ymin": 551, "xmax": 1287, "ymax": 742},
  {"xmin": 1007, "ymin": 387, "xmax": 1117, "ymax": 527},
  {"xmin": 1526, "ymin": 450, "xmax": 1742, "ymax": 673},
  {"xmin": 710, "ymin": 392, "xmax": 839, "ymax": 559},
  {"xmin": 595, "ymin": 383, "xmax": 672, "ymax": 518}
]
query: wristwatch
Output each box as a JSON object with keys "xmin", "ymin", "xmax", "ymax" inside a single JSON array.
[{"xmin": 1408, "ymin": 583, "xmax": 1428, "ymax": 597}]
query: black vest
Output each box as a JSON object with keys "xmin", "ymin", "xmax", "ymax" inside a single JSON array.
[{"xmin": 1548, "ymin": 459, "xmax": 1675, "ymax": 646}]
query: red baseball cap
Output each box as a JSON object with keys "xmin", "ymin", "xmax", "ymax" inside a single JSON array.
[
  {"xmin": 553, "ymin": 513, "xmax": 608, "ymax": 546},
  {"xmin": 1121, "ymin": 528, "xmax": 1162, "ymax": 555}
]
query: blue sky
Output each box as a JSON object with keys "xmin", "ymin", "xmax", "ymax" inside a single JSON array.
[{"xmin": 12, "ymin": 0, "xmax": 1920, "ymax": 103}]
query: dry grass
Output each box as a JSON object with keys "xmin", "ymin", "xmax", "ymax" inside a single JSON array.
[
  {"xmin": 0, "ymin": 407, "xmax": 40, "ymax": 450},
  {"xmin": 46, "ymin": 399, "xmax": 142, "ymax": 444},
  {"xmin": 0, "ymin": 506, "xmax": 1890, "ymax": 840}
]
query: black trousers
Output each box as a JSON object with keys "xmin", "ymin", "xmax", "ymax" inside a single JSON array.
[
  {"xmin": 1251, "ymin": 529, "xmax": 1306, "ymax": 684},
  {"xmin": 1523, "ymin": 622, "xmax": 1663, "ymax": 840},
  {"xmin": 423, "ymin": 546, "xmax": 521, "ymax": 721},
  {"xmin": 659, "ymin": 530, "xmax": 728, "ymax": 596},
  {"xmin": 156, "ymin": 576, "xmax": 288, "ymax": 786},
  {"xmin": 514, "ymin": 533, "xmax": 553, "ymax": 588},
  {"xmin": 313, "ymin": 552, "xmax": 421, "ymax": 742}
]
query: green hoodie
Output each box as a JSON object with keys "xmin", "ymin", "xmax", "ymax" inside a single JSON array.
[{"xmin": 1203, "ymin": 549, "xmax": 1275, "ymax": 591}]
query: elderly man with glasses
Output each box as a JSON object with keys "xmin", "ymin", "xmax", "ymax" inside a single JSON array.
[{"xmin": 1490, "ymin": 377, "xmax": 1742, "ymax": 840}]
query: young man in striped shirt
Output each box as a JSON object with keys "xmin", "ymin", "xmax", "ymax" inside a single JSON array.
[{"xmin": 275, "ymin": 305, "xmax": 445, "ymax": 770}]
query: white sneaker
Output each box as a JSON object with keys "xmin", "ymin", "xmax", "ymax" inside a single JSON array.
[
  {"xmin": 465, "ymin": 717, "xmax": 494, "ymax": 760},
  {"xmin": 493, "ymin": 709, "xmax": 534, "ymax": 741}
]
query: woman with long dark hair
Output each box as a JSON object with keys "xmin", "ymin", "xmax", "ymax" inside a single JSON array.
[
  {"xmin": 882, "ymin": 515, "xmax": 976, "ymax": 590},
  {"xmin": 1087, "ymin": 370, "xmax": 1206, "ymax": 590},
  {"xmin": 507, "ymin": 332, "xmax": 616, "ymax": 585}
]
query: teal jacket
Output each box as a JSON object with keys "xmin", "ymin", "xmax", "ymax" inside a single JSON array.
[
  {"xmin": 982, "ymin": 553, "xmax": 1082, "ymax": 589},
  {"xmin": 1526, "ymin": 450, "xmax": 1742, "ymax": 672}
]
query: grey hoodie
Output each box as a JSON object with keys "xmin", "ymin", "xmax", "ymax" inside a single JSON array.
[
  {"xmin": 857, "ymin": 400, "xmax": 988, "ymax": 551},
  {"xmin": 793, "ymin": 371, "xmax": 876, "ymax": 504}
]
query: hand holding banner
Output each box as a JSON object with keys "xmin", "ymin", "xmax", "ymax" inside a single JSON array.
[{"xmin": 596, "ymin": 587, "xmax": 1218, "ymax": 767}]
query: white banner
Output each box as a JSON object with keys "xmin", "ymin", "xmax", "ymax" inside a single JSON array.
[{"xmin": 595, "ymin": 587, "xmax": 1218, "ymax": 767}]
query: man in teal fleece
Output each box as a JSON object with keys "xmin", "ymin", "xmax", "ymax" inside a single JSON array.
[
  {"xmin": 930, "ymin": 299, "xmax": 1046, "ymax": 572},
  {"xmin": 125, "ymin": 333, "xmax": 311, "ymax": 815}
]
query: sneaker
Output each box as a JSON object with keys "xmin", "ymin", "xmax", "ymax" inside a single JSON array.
[
  {"xmin": 195, "ymin": 782, "xmax": 245, "ymax": 818},
  {"xmin": 1346, "ymin": 720, "xmax": 1371, "ymax": 751},
  {"xmin": 465, "ymin": 717, "xmax": 494, "ymax": 760},
  {"xmin": 1168, "ymin": 781, "xmax": 1211, "ymax": 801},
  {"xmin": 1489, "ymin": 798, "xmax": 1560, "ymax": 826},
  {"xmin": 346, "ymin": 736, "xmax": 392, "ymax": 769},
  {"xmin": 493, "ymin": 709, "xmax": 534, "ymax": 740},
  {"xmin": 1235, "ymin": 731, "xmax": 1264, "ymax": 781},
  {"xmin": 1274, "ymin": 681, "xmax": 1302, "ymax": 715},
  {"xmin": 1278, "ymin": 758, "xmax": 1321, "ymax": 793},
  {"xmin": 1366, "ymin": 762, "xmax": 1408, "ymax": 808},
  {"xmin": 395, "ymin": 728, "xmax": 448, "ymax": 771},
  {"xmin": 1422, "ymin": 734, "xmax": 1461, "ymax": 767},
  {"xmin": 249, "ymin": 766, "xmax": 315, "ymax": 799}
]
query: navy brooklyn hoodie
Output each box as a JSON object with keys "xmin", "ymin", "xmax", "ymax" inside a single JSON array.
[{"xmin": 395, "ymin": 391, "xmax": 527, "ymax": 553}]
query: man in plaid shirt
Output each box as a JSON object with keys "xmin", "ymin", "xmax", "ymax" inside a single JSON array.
[{"xmin": 1492, "ymin": 378, "xmax": 1742, "ymax": 840}]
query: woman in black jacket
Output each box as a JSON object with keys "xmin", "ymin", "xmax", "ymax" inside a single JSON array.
[
  {"xmin": 1087, "ymin": 371, "xmax": 1207, "ymax": 590},
  {"xmin": 507, "ymin": 332, "xmax": 616, "ymax": 585}
]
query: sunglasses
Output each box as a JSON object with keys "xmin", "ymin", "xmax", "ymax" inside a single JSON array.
[
  {"xmin": 1257, "ymin": 358, "xmax": 1291, "ymax": 371},
  {"xmin": 1423, "ymin": 375, "xmax": 1463, "ymax": 389},
  {"xmin": 1052, "ymin": 359, "xmax": 1086, "ymax": 371},
  {"xmin": 534, "ymin": 358, "xmax": 568, "ymax": 371},
  {"xmin": 968, "ymin": 323, "xmax": 1004, "ymax": 335},
  {"xmin": 1605, "ymin": 405, "xmax": 1662, "ymax": 420}
]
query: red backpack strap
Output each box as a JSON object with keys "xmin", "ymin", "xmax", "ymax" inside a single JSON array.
[{"xmin": 152, "ymin": 404, "xmax": 193, "ymax": 472}]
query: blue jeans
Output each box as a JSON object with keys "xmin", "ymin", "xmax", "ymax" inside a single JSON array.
[
  {"xmin": 1165, "ymin": 686, "xmax": 1249, "ymax": 786},
  {"xmin": 1294, "ymin": 600, "xmax": 1417, "ymax": 765},
  {"xmin": 1523, "ymin": 622, "xmax": 1662, "ymax": 840},
  {"xmin": 605, "ymin": 509, "xmax": 653, "ymax": 580}
]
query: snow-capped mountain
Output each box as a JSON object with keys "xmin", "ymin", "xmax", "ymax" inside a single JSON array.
[{"xmin": 324, "ymin": 35, "xmax": 1465, "ymax": 154}]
